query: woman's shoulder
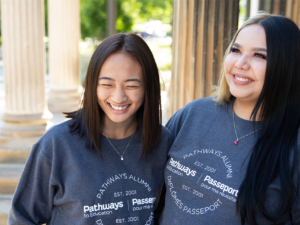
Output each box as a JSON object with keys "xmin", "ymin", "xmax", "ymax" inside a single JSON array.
[
  {"xmin": 34, "ymin": 119, "xmax": 75, "ymax": 154},
  {"xmin": 161, "ymin": 125, "xmax": 173, "ymax": 139},
  {"xmin": 166, "ymin": 97, "xmax": 229, "ymax": 137},
  {"xmin": 42, "ymin": 119, "xmax": 73, "ymax": 139},
  {"xmin": 176, "ymin": 97, "xmax": 226, "ymax": 116},
  {"xmin": 184, "ymin": 96, "xmax": 217, "ymax": 109},
  {"xmin": 168, "ymin": 97, "xmax": 226, "ymax": 124}
]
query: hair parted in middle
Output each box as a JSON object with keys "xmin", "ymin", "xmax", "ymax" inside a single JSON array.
[
  {"xmin": 65, "ymin": 33, "xmax": 162, "ymax": 159},
  {"xmin": 214, "ymin": 12, "xmax": 271, "ymax": 104},
  {"xmin": 213, "ymin": 12, "xmax": 300, "ymax": 225}
]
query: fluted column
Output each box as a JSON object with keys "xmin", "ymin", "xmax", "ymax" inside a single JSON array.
[
  {"xmin": 48, "ymin": 0, "xmax": 81, "ymax": 113},
  {"xmin": 285, "ymin": 0, "xmax": 300, "ymax": 27},
  {"xmin": 0, "ymin": 0, "xmax": 52, "ymax": 137},
  {"xmin": 170, "ymin": 0, "xmax": 239, "ymax": 116},
  {"xmin": 257, "ymin": 0, "xmax": 300, "ymax": 27}
]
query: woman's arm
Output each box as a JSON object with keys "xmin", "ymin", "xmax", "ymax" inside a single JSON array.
[{"xmin": 8, "ymin": 143, "xmax": 54, "ymax": 225}]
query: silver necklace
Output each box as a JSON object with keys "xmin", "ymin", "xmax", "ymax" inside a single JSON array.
[
  {"xmin": 232, "ymin": 110, "xmax": 261, "ymax": 145},
  {"xmin": 103, "ymin": 132, "xmax": 134, "ymax": 160}
]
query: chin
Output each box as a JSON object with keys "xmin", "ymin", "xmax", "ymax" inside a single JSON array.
[
  {"xmin": 108, "ymin": 117, "xmax": 128, "ymax": 123},
  {"xmin": 107, "ymin": 114, "xmax": 135, "ymax": 124},
  {"xmin": 230, "ymin": 88, "xmax": 249, "ymax": 99},
  {"xmin": 232, "ymin": 94, "xmax": 259, "ymax": 103}
]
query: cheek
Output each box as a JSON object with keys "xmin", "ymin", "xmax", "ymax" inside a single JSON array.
[
  {"xmin": 224, "ymin": 55, "xmax": 234, "ymax": 72},
  {"xmin": 254, "ymin": 62, "xmax": 267, "ymax": 84},
  {"xmin": 131, "ymin": 89, "xmax": 145, "ymax": 105},
  {"xmin": 224, "ymin": 59, "xmax": 232, "ymax": 83},
  {"xmin": 224, "ymin": 57, "xmax": 234, "ymax": 80},
  {"xmin": 96, "ymin": 87, "xmax": 109, "ymax": 102}
]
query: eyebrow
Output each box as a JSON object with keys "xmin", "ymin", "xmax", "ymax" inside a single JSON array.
[
  {"xmin": 232, "ymin": 43, "xmax": 267, "ymax": 52},
  {"xmin": 99, "ymin": 77, "xmax": 141, "ymax": 83}
]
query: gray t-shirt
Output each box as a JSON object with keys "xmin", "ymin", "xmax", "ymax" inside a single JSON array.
[
  {"xmin": 160, "ymin": 97, "xmax": 300, "ymax": 225},
  {"xmin": 8, "ymin": 120, "xmax": 173, "ymax": 225}
]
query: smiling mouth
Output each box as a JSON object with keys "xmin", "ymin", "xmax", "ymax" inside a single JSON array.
[
  {"xmin": 108, "ymin": 103, "xmax": 130, "ymax": 111},
  {"xmin": 234, "ymin": 75, "xmax": 252, "ymax": 82}
]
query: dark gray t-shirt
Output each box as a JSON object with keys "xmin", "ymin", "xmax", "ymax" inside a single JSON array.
[
  {"xmin": 160, "ymin": 97, "xmax": 300, "ymax": 225},
  {"xmin": 8, "ymin": 120, "xmax": 173, "ymax": 225}
]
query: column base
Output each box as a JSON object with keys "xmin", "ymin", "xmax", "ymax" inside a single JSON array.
[
  {"xmin": 0, "ymin": 110, "xmax": 53, "ymax": 137},
  {"xmin": 48, "ymin": 88, "xmax": 82, "ymax": 113}
]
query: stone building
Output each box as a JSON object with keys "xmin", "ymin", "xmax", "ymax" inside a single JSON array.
[
  {"xmin": 0, "ymin": 0, "xmax": 299, "ymax": 224},
  {"xmin": 0, "ymin": 0, "xmax": 81, "ymax": 223}
]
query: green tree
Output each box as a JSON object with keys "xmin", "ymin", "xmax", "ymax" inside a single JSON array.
[
  {"xmin": 44, "ymin": 0, "xmax": 48, "ymax": 36},
  {"xmin": 80, "ymin": 0, "xmax": 173, "ymax": 40},
  {"xmin": 80, "ymin": 0, "xmax": 107, "ymax": 40}
]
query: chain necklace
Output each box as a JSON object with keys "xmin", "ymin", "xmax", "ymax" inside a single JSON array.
[
  {"xmin": 232, "ymin": 110, "xmax": 261, "ymax": 145},
  {"xmin": 103, "ymin": 132, "xmax": 134, "ymax": 160}
]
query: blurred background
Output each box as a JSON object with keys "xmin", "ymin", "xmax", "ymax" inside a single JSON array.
[{"xmin": 0, "ymin": 0, "xmax": 300, "ymax": 224}]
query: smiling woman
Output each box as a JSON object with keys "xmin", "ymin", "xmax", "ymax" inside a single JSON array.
[
  {"xmin": 158, "ymin": 12, "xmax": 300, "ymax": 225},
  {"xmin": 97, "ymin": 52, "xmax": 145, "ymax": 130},
  {"xmin": 8, "ymin": 34, "xmax": 173, "ymax": 225},
  {"xmin": 224, "ymin": 24, "xmax": 267, "ymax": 116}
]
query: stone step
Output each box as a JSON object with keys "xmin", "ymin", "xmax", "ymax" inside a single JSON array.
[
  {"xmin": 0, "ymin": 136, "xmax": 38, "ymax": 164},
  {"xmin": 0, "ymin": 148, "xmax": 30, "ymax": 164},
  {"xmin": 0, "ymin": 164, "xmax": 24, "ymax": 195},
  {"xmin": 0, "ymin": 194, "xmax": 13, "ymax": 225}
]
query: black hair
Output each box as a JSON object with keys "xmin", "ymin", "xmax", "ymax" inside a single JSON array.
[{"xmin": 236, "ymin": 15, "xmax": 300, "ymax": 224}]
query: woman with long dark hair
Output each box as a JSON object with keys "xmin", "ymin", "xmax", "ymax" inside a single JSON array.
[
  {"xmin": 159, "ymin": 13, "xmax": 300, "ymax": 224},
  {"xmin": 9, "ymin": 33, "xmax": 172, "ymax": 225}
]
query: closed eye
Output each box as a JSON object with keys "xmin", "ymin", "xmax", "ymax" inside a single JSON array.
[{"xmin": 127, "ymin": 86, "xmax": 139, "ymax": 88}]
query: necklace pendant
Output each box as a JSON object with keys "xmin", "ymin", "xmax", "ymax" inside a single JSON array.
[
  {"xmin": 234, "ymin": 140, "xmax": 238, "ymax": 145},
  {"xmin": 121, "ymin": 156, "xmax": 124, "ymax": 160}
]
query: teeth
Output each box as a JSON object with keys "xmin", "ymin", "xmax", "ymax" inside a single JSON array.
[
  {"xmin": 110, "ymin": 103, "xmax": 129, "ymax": 111},
  {"xmin": 235, "ymin": 76, "xmax": 251, "ymax": 82}
]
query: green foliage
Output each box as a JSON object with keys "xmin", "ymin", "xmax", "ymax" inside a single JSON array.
[
  {"xmin": 116, "ymin": 0, "xmax": 134, "ymax": 33},
  {"xmin": 80, "ymin": 0, "xmax": 107, "ymax": 40},
  {"xmin": 132, "ymin": 0, "xmax": 173, "ymax": 24},
  {"xmin": 80, "ymin": 0, "xmax": 173, "ymax": 40},
  {"xmin": 44, "ymin": 0, "xmax": 48, "ymax": 36}
]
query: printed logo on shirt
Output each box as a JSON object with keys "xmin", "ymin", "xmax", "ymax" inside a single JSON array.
[
  {"xmin": 165, "ymin": 147, "xmax": 239, "ymax": 218},
  {"xmin": 132, "ymin": 197, "xmax": 156, "ymax": 205},
  {"xmin": 83, "ymin": 201, "xmax": 123, "ymax": 213},
  {"xmin": 169, "ymin": 158, "xmax": 197, "ymax": 176},
  {"xmin": 82, "ymin": 172, "xmax": 156, "ymax": 225},
  {"xmin": 203, "ymin": 175, "xmax": 238, "ymax": 196}
]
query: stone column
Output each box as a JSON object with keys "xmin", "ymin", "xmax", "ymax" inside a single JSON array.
[
  {"xmin": 285, "ymin": 0, "xmax": 300, "ymax": 27},
  {"xmin": 258, "ymin": 0, "xmax": 300, "ymax": 27},
  {"xmin": 0, "ymin": 0, "xmax": 52, "ymax": 137},
  {"xmin": 250, "ymin": 0, "xmax": 259, "ymax": 17},
  {"xmin": 169, "ymin": 0, "xmax": 239, "ymax": 116},
  {"xmin": 47, "ymin": 0, "xmax": 81, "ymax": 113}
]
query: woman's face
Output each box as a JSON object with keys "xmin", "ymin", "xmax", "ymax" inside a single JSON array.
[
  {"xmin": 225, "ymin": 24, "xmax": 267, "ymax": 105},
  {"xmin": 97, "ymin": 52, "xmax": 144, "ymax": 126}
]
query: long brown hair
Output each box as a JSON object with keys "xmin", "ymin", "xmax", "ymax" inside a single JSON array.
[{"xmin": 65, "ymin": 33, "xmax": 162, "ymax": 159}]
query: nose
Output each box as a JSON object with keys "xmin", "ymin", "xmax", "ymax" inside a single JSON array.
[
  {"xmin": 111, "ymin": 87, "xmax": 128, "ymax": 103},
  {"xmin": 235, "ymin": 55, "xmax": 250, "ymax": 70}
]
